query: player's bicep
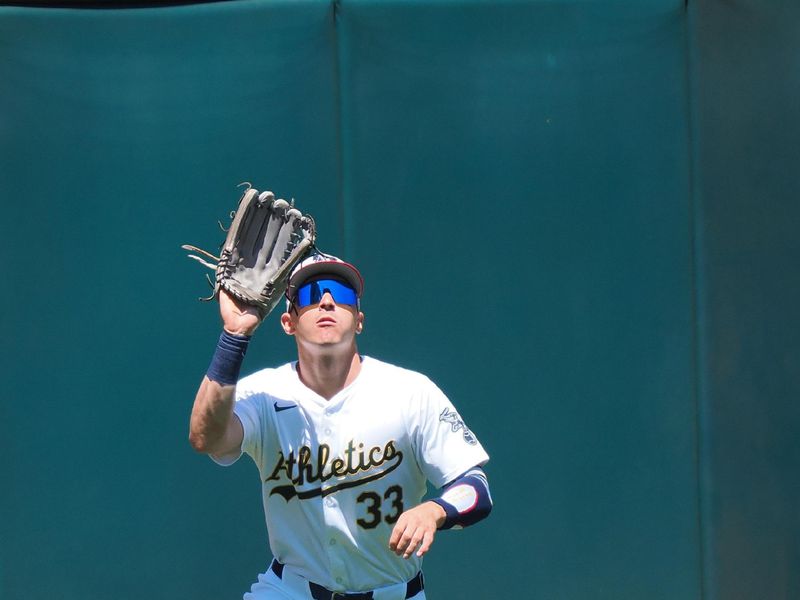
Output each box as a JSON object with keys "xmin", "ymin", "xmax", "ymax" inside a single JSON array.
[
  {"xmin": 413, "ymin": 384, "xmax": 489, "ymax": 488},
  {"xmin": 210, "ymin": 411, "xmax": 245, "ymax": 465}
]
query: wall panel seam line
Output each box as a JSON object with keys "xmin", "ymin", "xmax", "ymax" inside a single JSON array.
[
  {"xmin": 331, "ymin": 0, "xmax": 346, "ymax": 254},
  {"xmin": 331, "ymin": 0, "xmax": 354, "ymax": 259},
  {"xmin": 684, "ymin": 2, "xmax": 709, "ymax": 599}
]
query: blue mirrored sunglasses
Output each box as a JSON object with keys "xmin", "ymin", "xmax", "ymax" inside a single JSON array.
[{"xmin": 293, "ymin": 278, "xmax": 358, "ymax": 309}]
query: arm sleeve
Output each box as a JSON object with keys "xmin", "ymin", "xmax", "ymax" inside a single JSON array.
[{"xmin": 431, "ymin": 467, "xmax": 493, "ymax": 530}]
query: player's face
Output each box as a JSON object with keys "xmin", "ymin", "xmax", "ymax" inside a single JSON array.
[{"xmin": 280, "ymin": 279, "xmax": 364, "ymax": 349}]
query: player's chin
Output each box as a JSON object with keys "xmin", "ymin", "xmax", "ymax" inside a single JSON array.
[
  {"xmin": 304, "ymin": 333, "xmax": 352, "ymax": 350},
  {"xmin": 318, "ymin": 325, "xmax": 358, "ymax": 341},
  {"xmin": 315, "ymin": 329, "xmax": 346, "ymax": 343}
]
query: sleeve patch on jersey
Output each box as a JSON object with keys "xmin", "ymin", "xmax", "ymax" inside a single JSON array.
[
  {"xmin": 439, "ymin": 408, "xmax": 478, "ymax": 445},
  {"xmin": 441, "ymin": 483, "xmax": 478, "ymax": 513}
]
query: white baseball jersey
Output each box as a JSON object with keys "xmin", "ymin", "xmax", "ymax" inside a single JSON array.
[{"xmin": 214, "ymin": 356, "xmax": 489, "ymax": 593}]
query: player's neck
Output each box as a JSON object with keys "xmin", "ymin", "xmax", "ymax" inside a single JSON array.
[{"xmin": 296, "ymin": 344, "xmax": 362, "ymax": 400}]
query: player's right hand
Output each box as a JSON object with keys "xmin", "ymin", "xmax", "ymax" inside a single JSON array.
[
  {"xmin": 219, "ymin": 289, "xmax": 262, "ymax": 336},
  {"xmin": 388, "ymin": 501, "xmax": 446, "ymax": 559}
]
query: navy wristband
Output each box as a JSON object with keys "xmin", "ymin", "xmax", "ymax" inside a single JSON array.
[{"xmin": 206, "ymin": 330, "xmax": 251, "ymax": 386}]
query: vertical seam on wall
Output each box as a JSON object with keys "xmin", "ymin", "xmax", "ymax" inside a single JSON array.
[
  {"xmin": 684, "ymin": 2, "xmax": 709, "ymax": 600},
  {"xmin": 331, "ymin": 0, "xmax": 346, "ymax": 253},
  {"xmin": 331, "ymin": 0, "xmax": 353, "ymax": 258}
]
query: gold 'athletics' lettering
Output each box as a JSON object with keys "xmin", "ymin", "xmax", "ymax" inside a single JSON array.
[{"xmin": 266, "ymin": 439, "xmax": 402, "ymax": 502}]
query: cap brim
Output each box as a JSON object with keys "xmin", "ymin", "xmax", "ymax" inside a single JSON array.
[{"xmin": 288, "ymin": 260, "xmax": 364, "ymax": 298}]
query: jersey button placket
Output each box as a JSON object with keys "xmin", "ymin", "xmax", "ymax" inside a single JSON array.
[{"xmin": 321, "ymin": 406, "xmax": 348, "ymax": 588}]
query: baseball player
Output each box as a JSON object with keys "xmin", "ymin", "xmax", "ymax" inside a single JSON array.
[{"xmin": 189, "ymin": 253, "xmax": 492, "ymax": 599}]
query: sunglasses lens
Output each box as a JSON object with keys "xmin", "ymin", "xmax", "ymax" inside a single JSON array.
[{"xmin": 294, "ymin": 279, "xmax": 358, "ymax": 308}]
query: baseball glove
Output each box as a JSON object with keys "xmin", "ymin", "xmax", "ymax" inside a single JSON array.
[{"xmin": 182, "ymin": 184, "xmax": 316, "ymax": 317}]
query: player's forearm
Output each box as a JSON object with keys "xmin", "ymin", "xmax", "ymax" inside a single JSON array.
[
  {"xmin": 431, "ymin": 467, "xmax": 493, "ymax": 530},
  {"xmin": 189, "ymin": 377, "xmax": 237, "ymax": 453},
  {"xmin": 188, "ymin": 330, "xmax": 250, "ymax": 453}
]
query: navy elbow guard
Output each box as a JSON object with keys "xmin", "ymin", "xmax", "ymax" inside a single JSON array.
[{"xmin": 432, "ymin": 467, "xmax": 493, "ymax": 530}]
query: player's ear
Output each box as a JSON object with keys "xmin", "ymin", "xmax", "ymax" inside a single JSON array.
[
  {"xmin": 355, "ymin": 312, "xmax": 364, "ymax": 335},
  {"xmin": 280, "ymin": 312, "xmax": 296, "ymax": 336}
]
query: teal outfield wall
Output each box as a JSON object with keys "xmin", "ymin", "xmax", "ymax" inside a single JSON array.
[
  {"xmin": 1, "ymin": 1, "xmax": 797, "ymax": 599},
  {"xmin": 691, "ymin": 2, "xmax": 800, "ymax": 599}
]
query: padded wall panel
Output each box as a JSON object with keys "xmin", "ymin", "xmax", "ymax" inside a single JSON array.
[
  {"xmin": 337, "ymin": 1, "xmax": 699, "ymax": 598},
  {"xmin": 691, "ymin": 2, "xmax": 800, "ymax": 599},
  {"xmin": 0, "ymin": 2, "xmax": 339, "ymax": 598}
]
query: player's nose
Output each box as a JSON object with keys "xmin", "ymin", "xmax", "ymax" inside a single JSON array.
[{"xmin": 318, "ymin": 291, "xmax": 336, "ymax": 309}]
